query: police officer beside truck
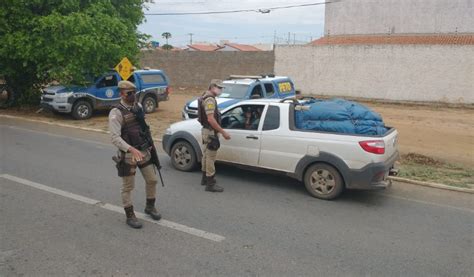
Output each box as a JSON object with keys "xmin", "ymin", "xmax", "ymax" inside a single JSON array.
[
  {"xmin": 109, "ymin": 80, "xmax": 162, "ymax": 229},
  {"xmin": 198, "ymin": 80, "xmax": 231, "ymax": 192}
]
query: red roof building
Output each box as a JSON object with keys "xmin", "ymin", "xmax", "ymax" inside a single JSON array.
[
  {"xmin": 216, "ymin": 43, "xmax": 262, "ymax": 51},
  {"xmin": 186, "ymin": 44, "xmax": 222, "ymax": 51},
  {"xmin": 310, "ymin": 34, "xmax": 474, "ymax": 46}
]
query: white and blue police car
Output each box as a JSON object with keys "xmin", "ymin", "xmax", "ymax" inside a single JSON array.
[
  {"xmin": 40, "ymin": 68, "xmax": 170, "ymax": 120},
  {"xmin": 182, "ymin": 75, "xmax": 296, "ymax": 119}
]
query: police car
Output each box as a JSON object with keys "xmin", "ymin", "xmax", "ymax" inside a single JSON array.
[
  {"xmin": 182, "ymin": 75, "xmax": 295, "ymax": 119},
  {"xmin": 40, "ymin": 68, "xmax": 170, "ymax": 120}
]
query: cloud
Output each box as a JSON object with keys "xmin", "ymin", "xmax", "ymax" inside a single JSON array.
[
  {"xmin": 144, "ymin": 0, "xmax": 325, "ymax": 25},
  {"xmin": 140, "ymin": 0, "xmax": 326, "ymax": 45}
]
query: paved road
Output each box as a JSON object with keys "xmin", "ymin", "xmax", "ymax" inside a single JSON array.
[{"xmin": 0, "ymin": 117, "xmax": 473, "ymax": 276}]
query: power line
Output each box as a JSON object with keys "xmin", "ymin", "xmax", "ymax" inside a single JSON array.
[{"xmin": 144, "ymin": 1, "xmax": 338, "ymax": 16}]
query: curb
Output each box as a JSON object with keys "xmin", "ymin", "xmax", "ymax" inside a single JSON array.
[
  {"xmin": 389, "ymin": 176, "xmax": 474, "ymax": 194},
  {"xmin": 1, "ymin": 114, "xmax": 472, "ymax": 193},
  {"xmin": 0, "ymin": 114, "xmax": 163, "ymax": 143}
]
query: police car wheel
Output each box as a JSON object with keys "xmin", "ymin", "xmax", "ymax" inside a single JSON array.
[
  {"xmin": 304, "ymin": 163, "xmax": 344, "ymax": 200},
  {"xmin": 142, "ymin": 95, "xmax": 157, "ymax": 113},
  {"xmin": 170, "ymin": 141, "xmax": 197, "ymax": 171},
  {"xmin": 72, "ymin": 100, "xmax": 92, "ymax": 120}
]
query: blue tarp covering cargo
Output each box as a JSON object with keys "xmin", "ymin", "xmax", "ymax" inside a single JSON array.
[{"xmin": 295, "ymin": 99, "xmax": 388, "ymax": 136}]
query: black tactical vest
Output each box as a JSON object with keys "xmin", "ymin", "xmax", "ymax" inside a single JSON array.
[
  {"xmin": 198, "ymin": 94, "xmax": 221, "ymax": 129},
  {"xmin": 117, "ymin": 104, "xmax": 147, "ymax": 149}
]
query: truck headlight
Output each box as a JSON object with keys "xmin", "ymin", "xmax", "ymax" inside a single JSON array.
[{"xmin": 54, "ymin": 92, "xmax": 73, "ymax": 103}]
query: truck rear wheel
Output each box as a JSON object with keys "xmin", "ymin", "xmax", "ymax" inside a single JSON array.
[
  {"xmin": 72, "ymin": 100, "xmax": 92, "ymax": 120},
  {"xmin": 304, "ymin": 163, "xmax": 344, "ymax": 200},
  {"xmin": 142, "ymin": 95, "xmax": 157, "ymax": 113}
]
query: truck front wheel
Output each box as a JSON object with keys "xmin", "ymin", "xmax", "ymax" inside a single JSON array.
[
  {"xmin": 304, "ymin": 163, "xmax": 344, "ymax": 200},
  {"xmin": 170, "ymin": 140, "xmax": 197, "ymax": 171},
  {"xmin": 72, "ymin": 100, "xmax": 92, "ymax": 120}
]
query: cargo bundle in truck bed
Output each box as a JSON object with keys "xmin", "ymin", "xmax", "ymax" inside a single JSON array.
[{"xmin": 295, "ymin": 99, "xmax": 388, "ymax": 136}]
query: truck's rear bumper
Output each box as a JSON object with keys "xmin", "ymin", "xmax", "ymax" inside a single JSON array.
[{"xmin": 345, "ymin": 151, "xmax": 399, "ymax": 190}]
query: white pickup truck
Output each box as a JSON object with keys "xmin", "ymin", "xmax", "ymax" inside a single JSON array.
[{"xmin": 162, "ymin": 98, "xmax": 399, "ymax": 199}]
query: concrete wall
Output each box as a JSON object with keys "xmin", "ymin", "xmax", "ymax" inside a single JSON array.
[
  {"xmin": 140, "ymin": 50, "xmax": 275, "ymax": 87},
  {"xmin": 325, "ymin": 0, "xmax": 474, "ymax": 36},
  {"xmin": 274, "ymin": 45, "xmax": 474, "ymax": 103}
]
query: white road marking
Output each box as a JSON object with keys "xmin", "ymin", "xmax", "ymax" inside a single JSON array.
[
  {"xmin": 0, "ymin": 116, "xmax": 162, "ymax": 142},
  {"xmin": 5, "ymin": 126, "xmax": 112, "ymax": 147},
  {"xmin": 0, "ymin": 114, "xmax": 109, "ymax": 134},
  {"xmin": 380, "ymin": 193, "xmax": 474, "ymax": 214},
  {"xmin": 0, "ymin": 174, "xmax": 225, "ymax": 242}
]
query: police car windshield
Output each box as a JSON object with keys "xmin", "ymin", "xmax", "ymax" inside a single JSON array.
[{"xmin": 219, "ymin": 84, "xmax": 248, "ymax": 99}]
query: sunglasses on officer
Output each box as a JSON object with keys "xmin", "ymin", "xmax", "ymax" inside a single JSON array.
[{"xmin": 122, "ymin": 89, "xmax": 136, "ymax": 96}]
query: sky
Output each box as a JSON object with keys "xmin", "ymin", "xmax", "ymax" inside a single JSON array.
[{"xmin": 138, "ymin": 0, "xmax": 327, "ymax": 47}]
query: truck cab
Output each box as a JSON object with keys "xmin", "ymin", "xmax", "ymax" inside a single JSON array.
[
  {"xmin": 40, "ymin": 69, "xmax": 170, "ymax": 120},
  {"xmin": 182, "ymin": 75, "xmax": 295, "ymax": 119}
]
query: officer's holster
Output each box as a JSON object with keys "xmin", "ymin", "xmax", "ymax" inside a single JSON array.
[{"xmin": 112, "ymin": 152, "xmax": 134, "ymax": 177}]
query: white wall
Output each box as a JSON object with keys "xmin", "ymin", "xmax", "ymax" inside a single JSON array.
[
  {"xmin": 325, "ymin": 0, "xmax": 474, "ymax": 36},
  {"xmin": 274, "ymin": 45, "xmax": 474, "ymax": 103}
]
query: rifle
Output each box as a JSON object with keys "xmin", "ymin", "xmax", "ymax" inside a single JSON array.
[{"xmin": 132, "ymin": 104, "xmax": 165, "ymax": 187}]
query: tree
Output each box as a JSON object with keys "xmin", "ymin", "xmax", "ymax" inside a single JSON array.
[
  {"xmin": 0, "ymin": 0, "xmax": 150, "ymax": 106},
  {"xmin": 161, "ymin": 32, "xmax": 172, "ymax": 45},
  {"xmin": 161, "ymin": 44, "xmax": 173, "ymax": 50}
]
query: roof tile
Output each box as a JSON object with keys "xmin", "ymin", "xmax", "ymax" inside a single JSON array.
[{"xmin": 310, "ymin": 35, "xmax": 474, "ymax": 45}]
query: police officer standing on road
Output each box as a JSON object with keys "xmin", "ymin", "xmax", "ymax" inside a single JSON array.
[
  {"xmin": 198, "ymin": 80, "xmax": 231, "ymax": 192},
  {"xmin": 108, "ymin": 80, "xmax": 161, "ymax": 229}
]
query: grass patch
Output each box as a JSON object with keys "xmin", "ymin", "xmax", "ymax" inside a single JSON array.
[{"xmin": 398, "ymin": 153, "xmax": 474, "ymax": 188}]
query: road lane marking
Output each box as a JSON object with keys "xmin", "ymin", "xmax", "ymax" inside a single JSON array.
[
  {"xmin": 5, "ymin": 125, "xmax": 112, "ymax": 147},
  {"xmin": 0, "ymin": 174, "xmax": 225, "ymax": 242},
  {"xmin": 0, "ymin": 115, "xmax": 109, "ymax": 134},
  {"xmin": 379, "ymin": 193, "xmax": 474, "ymax": 214},
  {"xmin": 0, "ymin": 116, "xmax": 163, "ymax": 142},
  {"xmin": 4, "ymin": 125, "xmax": 166, "ymax": 154}
]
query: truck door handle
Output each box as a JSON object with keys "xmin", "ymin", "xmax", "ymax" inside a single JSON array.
[{"xmin": 246, "ymin": 135, "xmax": 259, "ymax": 140}]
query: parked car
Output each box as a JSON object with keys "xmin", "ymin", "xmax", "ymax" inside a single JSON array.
[
  {"xmin": 163, "ymin": 98, "xmax": 399, "ymax": 200},
  {"xmin": 182, "ymin": 74, "xmax": 295, "ymax": 119},
  {"xmin": 40, "ymin": 69, "xmax": 170, "ymax": 120}
]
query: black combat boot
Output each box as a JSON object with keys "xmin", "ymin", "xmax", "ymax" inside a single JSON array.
[
  {"xmin": 124, "ymin": 206, "xmax": 142, "ymax": 229},
  {"xmin": 205, "ymin": 176, "xmax": 223, "ymax": 192},
  {"xmin": 144, "ymin": 198, "xmax": 162, "ymax": 221},
  {"xmin": 201, "ymin": 171, "xmax": 207, "ymax": 186}
]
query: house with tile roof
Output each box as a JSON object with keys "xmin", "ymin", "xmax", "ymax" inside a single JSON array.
[
  {"xmin": 216, "ymin": 43, "xmax": 262, "ymax": 51},
  {"xmin": 186, "ymin": 44, "xmax": 222, "ymax": 51}
]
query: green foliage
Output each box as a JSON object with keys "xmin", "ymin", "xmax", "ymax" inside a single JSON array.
[
  {"xmin": 161, "ymin": 44, "xmax": 173, "ymax": 50},
  {"xmin": 399, "ymin": 161, "xmax": 474, "ymax": 188},
  {"xmin": 0, "ymin": 0, "xmax": 150, "ymax": 106}
]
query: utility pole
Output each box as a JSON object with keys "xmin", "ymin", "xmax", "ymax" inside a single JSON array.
[
  {"xmin": 293, "ymin": 33, "xmax": 296, "ymax": 45},
  {"xmin": 188, "ymin": 33, "xmax": 194, "ymax": 45},
  {"xmin": 287, "ymin": 32, "xmax": 290, "ymax": 45}
]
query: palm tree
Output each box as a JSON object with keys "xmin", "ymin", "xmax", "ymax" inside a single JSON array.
[{"xmin": 161, "ymin": 32, "xmax": 172, "ymax": 45}]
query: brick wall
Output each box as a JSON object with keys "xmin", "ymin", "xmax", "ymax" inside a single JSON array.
[{"xmin": 140, "ymin": 50, "xmax": 275, "ymax": 87}]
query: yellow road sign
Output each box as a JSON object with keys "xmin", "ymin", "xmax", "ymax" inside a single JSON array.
[{"xmin": 114, "ymin": 57, "xmax": 133, "ymax": 81}]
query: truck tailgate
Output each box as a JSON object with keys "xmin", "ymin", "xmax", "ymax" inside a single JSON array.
[{"xmin": 381, "ymin": 128, "xmax": 399, "ymax": 160}]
